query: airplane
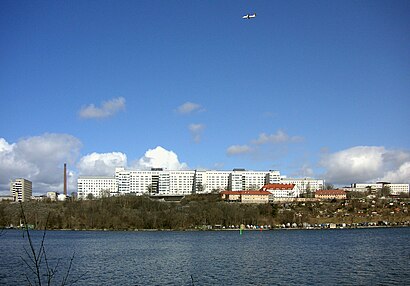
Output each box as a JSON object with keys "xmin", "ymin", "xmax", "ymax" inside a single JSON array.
[{"xmin": 242, "ymin": 13, "xmax": 256, "ymax": 19}]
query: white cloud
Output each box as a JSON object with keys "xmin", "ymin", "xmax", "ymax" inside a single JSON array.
[
  {"xmin": 176, "ymin": 102, "xmax": 203, "ymax": 114},
  {"xmin": 77, "ymin": 152, "xmax": 127, "ymax": 176},
  {"xmin": 320, "ymin": 146, "xmax": 410, "ymax": 185},
  {"xmin": 226, "ymin": 145, "xmax": 252, "ymax": 156},
  {"xmin": 0, "ymin": 134, "xmax": 82, "ymax": 195},
  {"xmin": 79, "ymin": 97, "xmax": 125, "ymax": 119},
  {"xmin": 189, "ymin": 123, "xmax": 205, "ymax": 143},
  {"xmin": 382, "ymin": 162, "xmax": 410, "ymax": 183},
  {"xmin": 252, "ymin": 130, "xmax": 303, "ymax": 145},
  {"xmin": 133, "ymin": 146, "xmax": 188, "ymax": 170},
  {"xmin": 226, "ymin": 129, "xmax": 303, "ymax": 157}
]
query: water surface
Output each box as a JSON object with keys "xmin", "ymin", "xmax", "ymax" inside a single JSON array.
[{"xmin": 1, "ymin": 228, "xmax": 409, "ymax": 285}]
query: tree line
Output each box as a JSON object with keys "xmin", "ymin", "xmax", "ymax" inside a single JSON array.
[{"xmin": 0, "ymin": 194, "xmax": 278, "ymax": 230}]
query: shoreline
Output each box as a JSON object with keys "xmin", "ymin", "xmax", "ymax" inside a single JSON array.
[{"xmin": 8, "ymin": 224, "xmax": 409, "ymax": 232}]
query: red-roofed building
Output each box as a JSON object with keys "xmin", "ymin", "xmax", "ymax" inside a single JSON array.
[
  {"xmin": 315, "ymin": 190, "xmax": 347, "ymax": 200},
  {"xmin": 220, "ymin": 190, "xmax": 271, "ymax": 204},
  {"xmin": 261, "ymin": 183, "xmax": 301, "ymax": 198}
]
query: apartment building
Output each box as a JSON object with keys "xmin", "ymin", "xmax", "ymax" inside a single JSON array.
[
  {"xmin": 77, "ymin": 168, "xmax": 325, "ymax": 199},
  {"xmin": 77, "ymin": 176, "xmax": 117, "ymax": 199},
  {"xmin": 350, "ymin": 182, "xmax": 409, "ymax": 195},
  {"xmin": 281, "ymin": 177, "xmax": 324, "ymax": 193},
  {"xmin": 228, "ymin": 169, "xmax": 278, "ymax": 191},
  {"xmin": 10, "ymin": 178, "xmax": 32, "ymax": 202}
]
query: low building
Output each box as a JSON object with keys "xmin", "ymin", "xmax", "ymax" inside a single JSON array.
[
  {"xmin": 240, "ymin": 191, "xmax": 271, "ymax": 204},
  {"xmin": 220, "ymin": 190, "xmax": 271, "ymax": 203},
  {"xmin": 47, "ymin": 192, "xmax": 57, "ymax": 201},
  {"xmin": 10, "ymin": 178, "xmax": 32, "ymax": 202},
  {"xmin": 0, "ymin": 195, "xmax": 13, "ymax": 201},
  {"xmin": 261, "ymin": 183, "xmax": 300, "ymax": 198},
  {"xmin": 315, "ymin": 190, "xmax": 347, "ymax": 200},
  {"xmin": 220, "ymin": 191, "xmax": 241, "ymax": 202}
]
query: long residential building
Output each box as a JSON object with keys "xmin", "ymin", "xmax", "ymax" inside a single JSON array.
[
  {"xmin": 349, "ymin": 183, "xmax": 409, "ymax": 195},
  {"xmin": 77, "ymin": 168, "xmax": 324, "ymax": 199}
]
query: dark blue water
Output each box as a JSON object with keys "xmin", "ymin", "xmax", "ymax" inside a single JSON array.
[{"xmin": 1, "ymin": 228, "xmax": 409, "ymax": 285}]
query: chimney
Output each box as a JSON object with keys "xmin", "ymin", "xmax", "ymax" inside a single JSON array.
[{"xmin": 64, "ymin": 163, "xmax": 67, "ymax": 196}]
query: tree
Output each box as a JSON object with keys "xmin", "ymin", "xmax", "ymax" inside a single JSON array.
[
  {"xmin": 19, "ymin": 203, "xmax": 81, "ymax": 285},
  {"xmin": 146, "ymin": 184, "xmax": 152, "ymax": 196},
  {"xmin": 380, "ymin": 186, "xmax": 391, "ymax": 197}
]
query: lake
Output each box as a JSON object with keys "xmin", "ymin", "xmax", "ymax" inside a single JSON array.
[{"xmin": 0, "ymin": 228, "xmax": 409, "ymax": 285}]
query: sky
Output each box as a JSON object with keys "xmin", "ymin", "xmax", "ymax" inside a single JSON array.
[{"xmin": 1, "ymin": 0, "xmax": 410, "ymax": 195}]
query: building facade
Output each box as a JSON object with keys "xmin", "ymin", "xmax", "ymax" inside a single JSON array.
[{"xmin": 10, "ymin": 178, "xmax": 32, "ymax": 202}]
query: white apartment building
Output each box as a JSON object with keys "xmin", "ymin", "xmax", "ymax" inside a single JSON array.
[
  {"xmin": 280, "ymin": 177, "xmax": 324, "ymax": 193},
  {"xmin": 200, "ymin": 170, "xmax": 230, "ymax": 192},
  {"xmin": 77, "ymin": 176, "xmax": 117, "ymax": 199},
  {"xmin": 229, "ymin": 169, "xmax": 276, "ymax": 191},
  {"xmin": 10, "ymin": 178, "xmax": 32, "ymax": 202},
  {"xmin": 387, "ymin": 184, "xmax": 409, "ymax": 195},
  {"xmin": 350, "ymin": 183, "xmax": 409, "ymax": 195},
  {"xmin": 77, "ymin": 168, "xmax": 325, "ymax": 198}
]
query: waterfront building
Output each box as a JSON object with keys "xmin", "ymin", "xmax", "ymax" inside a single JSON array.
[
  {"xmin": 261, "ymin": 183, "xmax": 300, "ymax": 198},
  {"xmin": 10, "ymin": 178, "xmax": 32, "ymax": 202}
]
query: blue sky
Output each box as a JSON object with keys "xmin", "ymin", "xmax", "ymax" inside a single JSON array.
[{"xmin": 1, "ymin": 0, "xmax": 409, "ymax": 194}]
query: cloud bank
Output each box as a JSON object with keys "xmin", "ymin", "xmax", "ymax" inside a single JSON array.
[
  {"xmin": 320, "ymin": 146, "xmax": 410, "ymax": 185},
  {"xmin": 133, "ymin": 146, "xmax": 188, "ymax": 170},
  {"xmin": 252, "ymin": 130, "xmax": 303, "ymax": 145},
  {"xmin": 0, "ymin": 134, "xmax": 81, "ymax": 194},
  {"xmin": 77, "ymin": 152, "xmax": 127, "ymax": 176},
  {"xmin": 227, "ymin": 129, "xmax": 303, "ymax": 156},
  {"xmin": 226, "ymin": 145, "xmax": 252, "ymax": 156},
  {"xmin": 79, "ymin": 97, "xmax": 125, "ymax": 119}
]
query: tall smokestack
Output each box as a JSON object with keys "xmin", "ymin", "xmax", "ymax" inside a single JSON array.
[{"xmin": 64, "ymin": 163, "xmax": 67, "ymax": 196}]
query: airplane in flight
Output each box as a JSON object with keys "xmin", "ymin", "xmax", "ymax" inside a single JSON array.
[{"xmin": 242, "ymin": 13, "xmax": 256, "ymax": 19}]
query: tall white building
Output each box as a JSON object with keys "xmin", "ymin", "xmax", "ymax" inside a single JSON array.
[
  {"xmin": 10, "ymin": 178, "xmax": 32, "ymax": 202},
  {"xmin": 228, "ymin": 169, "xmax": 272, "ymax": 191}
]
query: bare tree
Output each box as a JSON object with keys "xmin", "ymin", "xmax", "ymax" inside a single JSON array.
[{"xmin": 19, "ymin": 203, "xmax": 83, "ymax": 285}]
